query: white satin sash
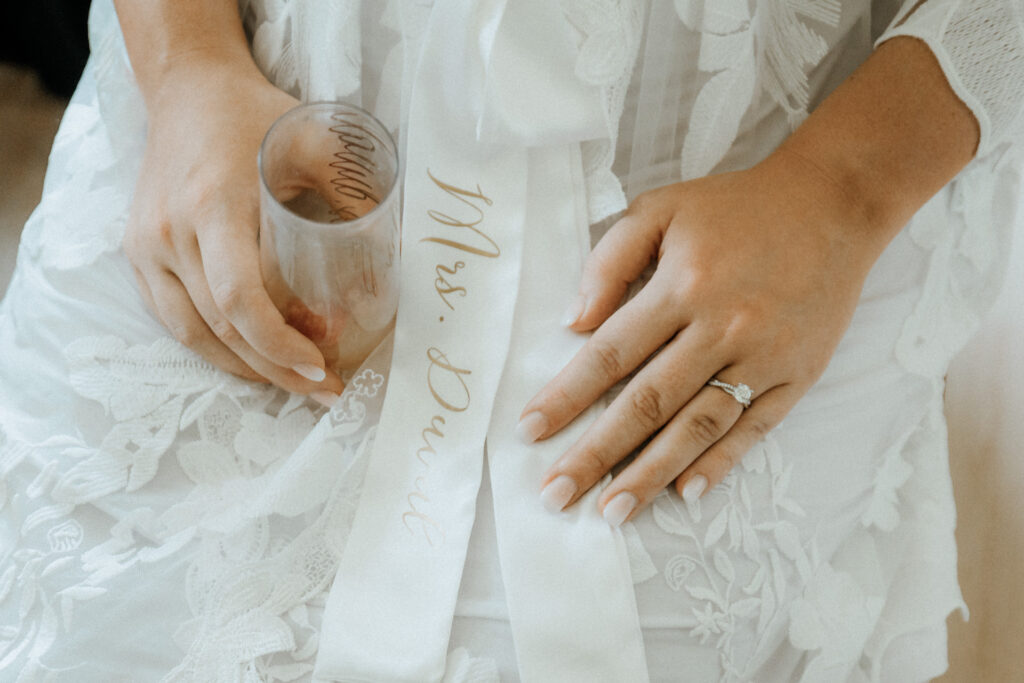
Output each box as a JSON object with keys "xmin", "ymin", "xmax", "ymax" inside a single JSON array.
[
  {"xmin": 484, "ymin": 142, "xmax": 649, "ymax": 682},
  {"xmin": 315, "ymin": 1, "xmax": 648, "ymax": 680}
]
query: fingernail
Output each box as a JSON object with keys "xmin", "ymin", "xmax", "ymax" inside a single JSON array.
[
  {"xmin": 310, "ymin": 390, "xmax": 339, "ymax": 408},
  {"xmin": 293, "ymin": 363, "xmax": 327, "ymax": 383},
  {"xmin": 603, "ymin": 491, "xmax": 638, "ymax": 527},
  {"xmin": 515, "ymin": 412, "xmax": 549, "ymax": 444},
  {"xmin": 562, "ymin": 295, "xmax": 586, "ymax": 327},
  {"xmin": 682, "ymin": 475, "xmax": 708, "ymax": 504},
  {"xmin": 540, "ymin": 475, "xmax": 578, "ymax": 513}
]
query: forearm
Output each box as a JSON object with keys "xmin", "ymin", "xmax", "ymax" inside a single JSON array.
[
  {"xmin": 114, "ymin": 0, "xmax": 260, "ymax": 105},
  {"xmin": 769, "ymin": 35, "xmax": 980, "ymax": 263}
]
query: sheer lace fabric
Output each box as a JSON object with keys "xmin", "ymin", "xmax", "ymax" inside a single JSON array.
[
  {"xmin": 883, "ymin": 0, "xmax": 1024, "ymax": 156},
  {"xmin": 1, "ymin": 0, "xmax": 1022, "ymax": 681}
]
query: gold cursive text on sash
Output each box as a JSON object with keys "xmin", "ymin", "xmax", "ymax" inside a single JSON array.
[{"xmin": 402, "ymin": 171, "xmax": 498, "ymax": 546}]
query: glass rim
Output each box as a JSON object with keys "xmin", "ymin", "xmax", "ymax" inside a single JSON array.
[{"xmin": 258, "ymin": 101, "xmax": 401, "ymax": 233}]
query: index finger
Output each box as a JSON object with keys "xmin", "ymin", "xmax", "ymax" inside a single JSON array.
[
  {"xmin": 197, "ymin": 218, "xmax": 329, "ymax": 377},
  {"xmin": 518, "ymin": 282, "xmax": 680, "ymax": 442}
]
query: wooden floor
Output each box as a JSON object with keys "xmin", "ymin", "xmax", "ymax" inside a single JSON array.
[{"xmin": 0, "ymin": 61, "xmax": 1020, "ymax": 682}]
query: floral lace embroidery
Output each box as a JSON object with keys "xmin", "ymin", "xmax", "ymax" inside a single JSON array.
[
  {"xmin": 639, "ymin": 420, "xmax": 919, "ymax": 681},
  {"xmin": 60, "ymin": 336, "xmax": 259, "ymax": 503},
  {"xmin": 0, "ymin": 333, "xmax": 498, "ymax": 682},
  {"xmin": 787, "ymin": 563, "xmax": 884, "ymax": 683},
  {"xmin": 675, "ymin": 0, "xmax": 841, "ymax": 180},
  {"xmin": 562, "ymin": 0, "xmax": 646, "ymax": 222},
  {"xmin": 159, "ymin": 368, "xmax": 386, "ymax": 681},
  {"xmin": 647, "ymin": 434, "xmax": 812, "ymax": 680},
  {"xmin": 1, "ymin": 333, "xmax": 439, "ymax": 681},
  {"xmin": 20, "ymin": 81, "xmax": 129, "ymax": 272}
]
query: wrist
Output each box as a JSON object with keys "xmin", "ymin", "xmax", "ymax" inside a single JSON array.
[
  {"xmin": 146, "ymin": 47, "xmax": 264, "ymax": 106},
  {"xmin": 115, "ymin": 0, "xmax": 262, "ymax": 109},
  {"xmin": 756, "ymin": 36, "xmax": 979, "ymax": 273},
  {"xmin": 143, "ymin": 50, "xmax": 271, "ymax": 125},
  {"xmin": 769, "ymin": 125, "xmax": 909, "ymax": 249},
  {"xmin": 753, "ymin": 145, "xmax": 887, "ymax": 277}
]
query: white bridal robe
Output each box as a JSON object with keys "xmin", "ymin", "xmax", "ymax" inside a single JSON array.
[{"xmin": 1, "ymin": 0, "xmax": 1023, "ymax": 681}]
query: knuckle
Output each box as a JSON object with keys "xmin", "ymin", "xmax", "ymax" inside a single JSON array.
[
  {"xmin": 724, "ymin": 298, "xmax": 776, "ymax": 345},
  {"xmin": 169, "ymin": 322, "xmax": 201, "ymax": 349},
  {"xmin": 181, "ymin": 177, "xmax": 218, "ymax": 215},
  {"xmin": 545, "ymin": 384, "xmax": 580, "ymax": 420},
  {"xmin": 258, "ymin": 336, "xmax": 288, "ymax": 361},
  {"xmin": 629, "ymin": 189, "xmax": 650, "ymax": 209},
  {"xmin": 670, "ymin": 264, "xmax": 710, "ymax": 306},
  {"xmin": 590, "ymin": 340, "xmax": 625, "ymax": 381},
  {"xmin": 576, "ymin": 447, "xmax": 614, "ymax": 478},
  {"xmin": 209, "ymin": 316, "xmax": 241, "ymax": 346},
  {"xmin": 628, "ymin": 187, "xmax": 663, "ymax": 216},
  {"xmin": 156, "ymin": 220, "xmax": 175, "ymax": 248},
  {"xmin": 628, "ymin": 385, "xmax": 664, "ymax": 428},
  {"xmin": 724, "ymin": 307, "xmax": 759, "ymax": 343},
  {"xmin": 586, "ymin": 254, "xmax": 617, "ymax": 284},
  {"xmin": 712, "ymin": 445, "xmax": 741, "ymax": 474},
  {"xmin": 745, "ymin": 417, "xmax": 772, "ymax": 439},
  {"xmin": 626, "ymin": 192, "xmax": 651, "ymax": 217},
  {"xmin": 665, "ymin": 278, "xmax": 694, "ymax": 311},
  {"xmin": 687, "ymin": 412, "xmax": 724, "ymax": 445},
  {"xmin": 211, "ymin": 281, "xmax": 248, "ymax": 316}
]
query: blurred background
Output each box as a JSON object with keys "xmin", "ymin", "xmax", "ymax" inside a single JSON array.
[
  {"xmin": 0, "ymin": 3, "xmax": 1021, "ymax": 681},
  {"xmin": 1, "ymin": 1, "xmax": 89, "ymax": 293}
]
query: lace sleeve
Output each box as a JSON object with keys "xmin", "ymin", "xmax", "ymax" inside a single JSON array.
[{"xmin": 876, "ymin": 0, "xmax": 1024, "ymax": 158}]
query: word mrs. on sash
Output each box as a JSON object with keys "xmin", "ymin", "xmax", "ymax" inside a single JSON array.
[{"xmin": 401, "ymin": 169, "xmax": 498, "ymax": 547}]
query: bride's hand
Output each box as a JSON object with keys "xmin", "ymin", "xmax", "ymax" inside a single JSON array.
[
  {"xmin": 123, "ymin": 55, "xmax": 344, "ymax": 401},
  {"xmin": 518, "ymin": 36, "xmax": 979, "ymax": 525},
  {"xmin": 519, "ymin": 150, "xmax": 881, "ymax": 524}
]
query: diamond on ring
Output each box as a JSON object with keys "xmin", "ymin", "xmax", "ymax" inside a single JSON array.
[{"xmin": 707, "ymin": 379, "xmax": 753, "ymax": 408}]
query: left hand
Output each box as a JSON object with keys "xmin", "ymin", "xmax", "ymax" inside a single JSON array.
[{"xmin": 518, "ymin": 149, "xmax": 883, "ymax": 525}]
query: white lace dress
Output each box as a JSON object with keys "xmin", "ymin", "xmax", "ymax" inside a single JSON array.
[{"xmin": 1, "ymin": 0, "xmax": 1022, "ymax": 681}]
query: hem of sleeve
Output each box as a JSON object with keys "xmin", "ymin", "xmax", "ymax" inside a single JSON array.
[{"xmin": 873, "ymin": 26, "xmax": 992, "ymax": 158}]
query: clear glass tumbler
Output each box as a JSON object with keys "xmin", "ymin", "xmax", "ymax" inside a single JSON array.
[{"xmin": 259, "ymin": 102, "xmax": 400, "ymax": 373}]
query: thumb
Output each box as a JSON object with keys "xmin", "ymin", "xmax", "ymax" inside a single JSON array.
[{"xmin": 568, "ymin": 209, "xmax": 666, "ymax": 331}]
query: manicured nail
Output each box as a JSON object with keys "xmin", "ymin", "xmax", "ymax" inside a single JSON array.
[
  {"xmin": 515, "ymin": 412, "xmax": 549, "ymax": 444},
  {"xmin": 293, "ymin": 363, "xmax": 327, "ymax": 382},
  {"xmin": 540, "ymin": 475, "xmax": 578, "ymax": 513},
  {"xmin": 562, "ymin": 295, "xmax": 586, "ymax": 327},
  {"xmin": 682, "ymin": 475, "xmax": 708, "ymax": 504},
  {"xmin": 603, "ymin": 492, "xmax": 638, "ymax": 527},
  {"xmin": 310, "ymin": 390, "xmax": 339, "ymax": 408}
]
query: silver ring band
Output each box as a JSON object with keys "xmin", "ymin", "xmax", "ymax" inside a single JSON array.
[{"xmin": 707, "ymin": 379, "xmax": 753, "ymax": 408}]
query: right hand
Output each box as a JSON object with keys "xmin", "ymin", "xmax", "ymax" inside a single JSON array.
[{"xmin": 123, "ymin": 54, "xmax": 344, "ymax": 403}]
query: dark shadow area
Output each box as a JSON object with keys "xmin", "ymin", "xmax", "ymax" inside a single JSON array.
[{"xmin": 0, "ymin": 1, "xmax": 91, "ymax": 98}]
